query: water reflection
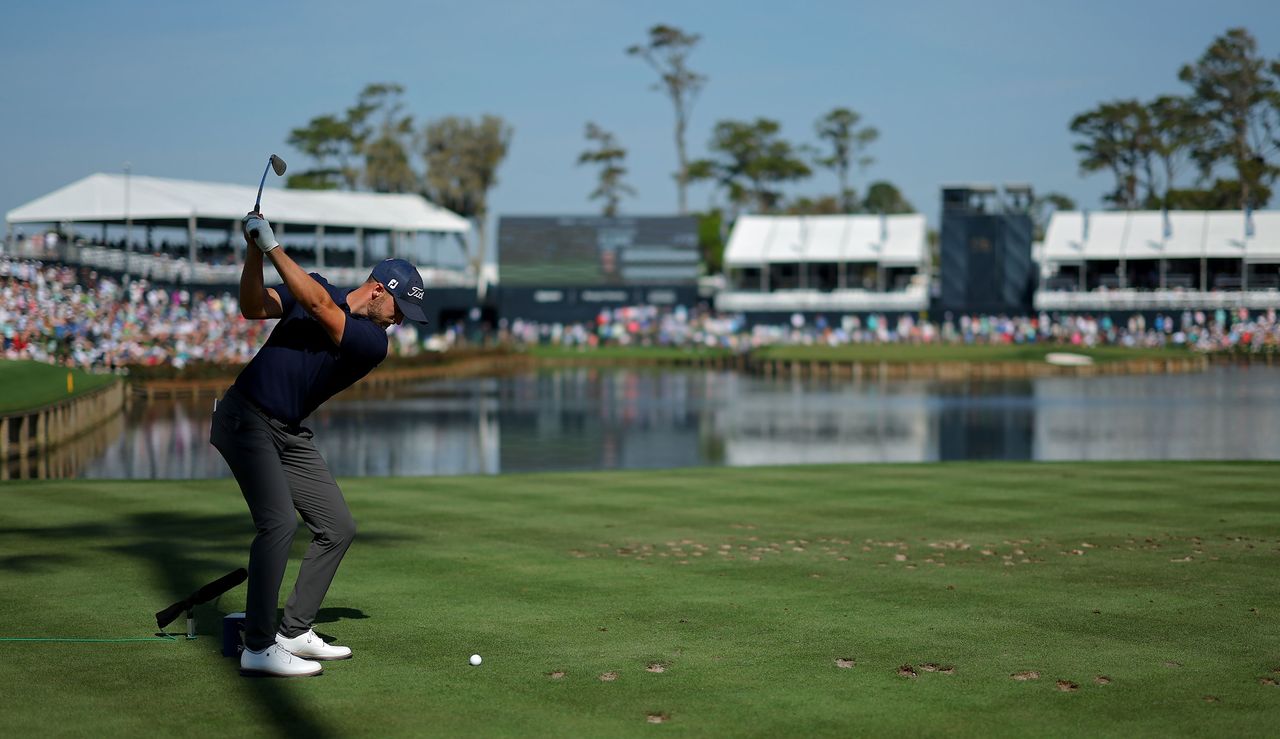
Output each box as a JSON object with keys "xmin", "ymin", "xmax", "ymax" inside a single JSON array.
[{"xmin": 54, "ymin": 366, "xmax": 1280, "ymax": 480}]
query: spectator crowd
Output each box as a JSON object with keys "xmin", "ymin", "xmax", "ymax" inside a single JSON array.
[{"xmin": 5, "ymin": 255, "xmax": 1280, "ymax": 372}]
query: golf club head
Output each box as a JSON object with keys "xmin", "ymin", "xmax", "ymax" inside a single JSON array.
[{"xmin": 255, "ymin": 155, "xmax": 288, "ymax": 211}]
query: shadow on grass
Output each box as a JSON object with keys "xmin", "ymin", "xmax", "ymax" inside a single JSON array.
[
  {"xmin": 315, "ymin": 607, "xmax": 370, "ymax": 625},
  {"xmin": 0, "ymin": 509, "xmax": 412, "ymax": 739},
  {"xmin": 313, "ymin": 607, "xmax": 369, "ymax": 644}
]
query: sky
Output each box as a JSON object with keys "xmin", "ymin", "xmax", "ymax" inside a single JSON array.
[{"xmin": 2, "ymin": 0, "xmax": 1278, "ymax": 236}]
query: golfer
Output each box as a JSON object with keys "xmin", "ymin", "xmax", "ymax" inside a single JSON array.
[{"xmin": 211, "ymin": 211, "xmax": 428, "ymax": 677}]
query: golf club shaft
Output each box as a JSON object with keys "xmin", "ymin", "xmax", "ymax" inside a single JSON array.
[{"xmin": 254, "ymin": 159, "xmax": 272, "ymax": 212}]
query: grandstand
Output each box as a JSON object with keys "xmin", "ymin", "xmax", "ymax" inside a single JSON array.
[
  {"xmin": 715, "ymin": 214, "xmax": 930, "ymax": 317},
  {"xmin": 3, "ymin": 173, "xmax": 474, "ymax": 289},
  {"xmin": 1036, "ymin": 209, "xmax": 1280, "ymax": 311}
]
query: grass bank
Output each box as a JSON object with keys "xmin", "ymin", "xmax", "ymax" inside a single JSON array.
[
  {"xmin": 528, "ymin": 345, "xmax": 732, "ymax": 362},
  {"xmin": 1, "ymin": 463, "xmax": 1276, "ymax": 736},
  {"xmin": 0, "ymin": 360, "xmax": 118, "ymax": 414}
]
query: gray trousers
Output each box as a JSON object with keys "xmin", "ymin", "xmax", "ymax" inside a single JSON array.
[{"xmin": 210, "ymin": 386, "xmax": 356, "ymax": 651}]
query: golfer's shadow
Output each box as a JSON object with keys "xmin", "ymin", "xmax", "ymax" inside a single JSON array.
[
  {"xmin": 1, "ymin": 507, "xmax": 409, "ymax": 739},
  {"xmin": 309, "ymin": 607, "xmax": 369, "ymax": 643},
  {"xmin": 314, "ymin": 607, "xmax": 369, "ymax": 624}
]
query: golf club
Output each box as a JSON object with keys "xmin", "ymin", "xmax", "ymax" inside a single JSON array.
[
  {"xmin": 155, "ymin": 568, "xmax": 248, "ymax": 638},
  {"xmin": 253, "ymin": 154, "xmax": 287, "ymax": 212}
]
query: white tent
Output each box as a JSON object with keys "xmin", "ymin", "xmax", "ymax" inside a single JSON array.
[
  {"xmin": 5, "ymin": 173, "xmax": 471, "ymax": 233},
  {"xmin": 717, "ymin": 213, "xmax": 930, "ymax": 313},
  {"xmin": 724, "ymin": 214, "xmax": 927, "ymax": 267},
  {"xmin": 4, "ymin": 173, "xmax": 474, "ymax": 287},
  {"xmin": 1041, "ymin": 210, "xmax": 1277, "ymax": 263}
]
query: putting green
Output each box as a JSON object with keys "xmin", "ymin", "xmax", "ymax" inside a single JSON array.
[{"xmin": 0, "ymin": 463, "xmax": 1277, "ymax": 736}]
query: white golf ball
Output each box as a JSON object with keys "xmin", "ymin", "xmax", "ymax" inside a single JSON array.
[{"xmin": 469, "ymin": 654, "xmax": 482, "ymax": 666}]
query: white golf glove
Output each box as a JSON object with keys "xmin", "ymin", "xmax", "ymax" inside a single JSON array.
[{"xmin": 242, "ymin": 214, "xmax": 279, "ymax": 253}]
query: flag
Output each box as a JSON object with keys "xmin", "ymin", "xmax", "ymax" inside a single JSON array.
[
  {"xmin": 1245, "ymin": 203, "xmax": 1255, "ymax": 238},
  {"xmin": 1162, "ymin": 207, "xmax": 1172, "ymax": 239}
]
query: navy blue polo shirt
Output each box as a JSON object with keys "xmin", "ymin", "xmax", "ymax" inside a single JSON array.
[{"xmin": 234, "ymin": 273, "xmax": 388, "ymax": 425}]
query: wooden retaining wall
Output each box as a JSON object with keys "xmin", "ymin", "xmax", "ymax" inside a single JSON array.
[
  {"xmin": 131, "ymin": 351, "xmax": 1213, "ymax": 402},
  {"xmin": 745, "ymin": 355, "xmax": 1210, "ymax": 380},
  {"xmin": 2, "ymin": 409, "xmax": 124, "ymax": 480},
  {"xmin": 131, "ymin": 353, "xmax": 540, "ymax": 402},
  {"xmin": 531, "ymin": 354, "xmax": 750, "ymax": 371},
  {"xmin": 1, "ymin": 380, "xmax": 127, "ymax": 479},
  {"xmin": 1206, "ymin": 353, "xmax": 1280, "ymax": 367}
]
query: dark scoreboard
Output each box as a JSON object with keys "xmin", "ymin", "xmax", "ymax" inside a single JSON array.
[{"xmin": 497, "ymin": 216, "xmax": 701, "ymax": 286}]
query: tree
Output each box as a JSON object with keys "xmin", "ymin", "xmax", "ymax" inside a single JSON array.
[
  {"xmin": 627, "ymin": 24, "xmax": 707, "ymax": 215},
  {"xmin": 697, "ymin": 209, "xmax": 725, "ymax": 274},
  {"xmin": 1146, "ymin": 94, "xmax": 1205, "ymax": 207},
  {"xmin": 577, "ymin": 123, "xmax": 635, "ymax": 217},
  {"xmin": 287, "ymin": 82, "xmax": 417, "ymax": 192},
  {"xmin": 1030, "ymin": 192, "xmax": 1077, "ymax": 240},
  {"xmin": 687, "ymin": 118, "xmax": 812, "ymax": 215},
  {"xmin": 356, "ymin": 83, "xmax": 418, "ymax": 193},
  {"xmin": 286, "ymin": 113, "xmax": 360, "ymax": 190},
  {"xmin": 812, "ymin": 107, "xmax": 878, "ymax": 212},
  {"xmin": 421, "ymin": 115, "xmax": 513, "ymax": 280},
  {"xmin": 1179, "ymin": 28, "xmax": 1280, "ymax": 208},
  {"xmin": 784, "ymin": 195, "xmax": 843, "ymax": 215},
  {"xmin": 862, "ymin": 181, "xmax": 914, "ymax": 214},
  {"xmin": 1069, "ymin": 99, "xmax": 1153, "ymax": 209}
]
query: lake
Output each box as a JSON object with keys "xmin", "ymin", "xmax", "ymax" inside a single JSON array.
[{"xmin": 64, "ymin": 365, "xmax": 1280, "ymax": 479}]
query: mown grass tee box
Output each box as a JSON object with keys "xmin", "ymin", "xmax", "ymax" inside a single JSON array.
[{"xmin": 1, "ymin": 462, "xmax": 1277, "ymax": 736}]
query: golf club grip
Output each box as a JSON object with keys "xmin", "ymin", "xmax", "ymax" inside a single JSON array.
[
  {"xmin": 154, "ymin": 568, "xmax": 246, "ymax": 628},
  {"xmin": 155, "ymin": 601, "xmax": 186, "ymax": 629},
  {"xmin": 189, "ymin": 568, "xmax": 248, "ymax": 606}
]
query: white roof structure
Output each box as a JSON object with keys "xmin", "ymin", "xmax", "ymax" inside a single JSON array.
[
  {"xmin": 724, "ymin": 214, "xmax": 927, "ymax": 267},
  {"xmin": 1042, "ymin": 210, "xmax": 1278, "ymax": 263},
  {"xmin": 5, "ymin": 173, "xmax": 471, "ymax": 233}
]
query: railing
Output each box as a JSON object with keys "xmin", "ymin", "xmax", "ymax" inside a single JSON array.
[
  {"xmin": 1035, "ymin": 289, "xmax": 1280, "ymax": 311},
  {"xmin": 716, "ymin": 287, "xmax": 929, "ymax": 313},
  {"xmin": 5, "ymin": 240, "xmax": 474, "ymax": 288}
]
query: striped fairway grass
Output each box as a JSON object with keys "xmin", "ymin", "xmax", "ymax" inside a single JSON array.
[{"xmin": 0, "ymin": 462, "xmax": 1277, "ymax": 737}]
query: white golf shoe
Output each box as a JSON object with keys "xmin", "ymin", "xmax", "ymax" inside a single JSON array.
[
  {"xmin": 239, "ymin": 644, "xmax": 322, "ymax": 677},
  {"xmin": 276, "ymin": 629, "xmax": 353, "ymax": 661}
]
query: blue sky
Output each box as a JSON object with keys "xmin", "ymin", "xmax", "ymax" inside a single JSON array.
[{"xmin": 2, "ymin": 0, "xmax": 1278, "ymax": 231}]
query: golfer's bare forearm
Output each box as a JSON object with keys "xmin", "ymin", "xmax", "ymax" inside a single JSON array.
[
  {"xmin": 266, "ymin": 247, "xmax": 337, "ymax": 317},
  {"xmin": 239, "ymin": 247, "xmax": 267, "ymax": 318}
]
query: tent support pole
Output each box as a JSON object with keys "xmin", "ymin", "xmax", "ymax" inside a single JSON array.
[{"xmin": 188, "ymin": 214, "xmax": 197, "ymax": 268}]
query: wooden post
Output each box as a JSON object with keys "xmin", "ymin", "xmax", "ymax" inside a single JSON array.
[{"xmin": 17, "ymin": 415, "xmax": 28, "ymax": 460}]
